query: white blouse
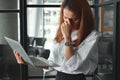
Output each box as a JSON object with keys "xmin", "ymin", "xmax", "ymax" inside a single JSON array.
[{"xmin": 46, "ymin": 30, "xmax": 99, "ymax": 75}]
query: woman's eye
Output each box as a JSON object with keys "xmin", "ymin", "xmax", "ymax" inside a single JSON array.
[
  {"xmin": 71, "ymin": 18, "xmax": 77, "ymax": 21},
  {"xmin": 70, "ymin": 18, "xmax": 78, "ymax": 22}
]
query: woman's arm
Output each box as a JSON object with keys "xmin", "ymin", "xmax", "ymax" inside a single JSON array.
[
  {"xmin": 13, "ymin": 50, "xmax": 49, "ymax": 69},
  {"xmin": 61, "ymin": 19, "xmax": 75, "ymax": 61}
]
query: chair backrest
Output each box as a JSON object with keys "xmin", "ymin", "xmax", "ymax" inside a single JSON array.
[
  {"xmin": 28, "ymin": 37, "xmax": 35, "ymax": 46},
  {"xmin": 34, "ymin": 37, "xmax": 46, "ymax": 47},
  {"xmin": 98, "ymin": 32, "xmax": 113, "ymax": 55},
  {"xmin": 98, "ymin": 36, "xmax": 113, "ymax": 56},
  {"xmin": 98, "ymin": 36, "xmax": 113, "ymax": 65}
]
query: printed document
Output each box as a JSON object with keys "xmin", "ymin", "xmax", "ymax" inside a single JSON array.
[{"xmin": 4, "ymin": 37, "xmax": 59, "ymax": 67}]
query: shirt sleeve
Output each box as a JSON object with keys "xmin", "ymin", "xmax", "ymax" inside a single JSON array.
[{"xmin": 65, "ymin": 32, "xmax": 99, "ymax": 72}]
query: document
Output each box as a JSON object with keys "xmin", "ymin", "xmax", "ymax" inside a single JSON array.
[{"xmin": 4, "ymin": 37, "xmax": 59, "ymax": 67}]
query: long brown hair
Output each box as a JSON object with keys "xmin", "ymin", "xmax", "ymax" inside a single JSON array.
[{"xmin": 54, "ymin": 0, "xmax": 95, "ymax": 46}]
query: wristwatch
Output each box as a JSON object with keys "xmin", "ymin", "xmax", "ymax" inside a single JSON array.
[{"xmin": 65, "ymin": 42, "xmax": 73, "ymax": 46}]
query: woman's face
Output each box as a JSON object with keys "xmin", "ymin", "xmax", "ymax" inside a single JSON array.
[{"xmin": 63, "ymin": 8, "xmax": 81, "ymax": 30}]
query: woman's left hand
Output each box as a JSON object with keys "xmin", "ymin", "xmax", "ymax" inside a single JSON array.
[{"xmin": 61, "ymin": 19, "xmax": 72, "ymax": 41}]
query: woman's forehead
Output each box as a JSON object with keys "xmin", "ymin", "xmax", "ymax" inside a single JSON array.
[
  {"xmin": 63, "ymin": 8, "xmax": 77, "ymax": 17},
  {"xmin": 63, "ymin": 8, "xmax": 80, "ymax": 18}
]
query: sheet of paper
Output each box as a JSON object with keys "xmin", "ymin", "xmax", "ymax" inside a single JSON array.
[{"xmin": 4, "ymin": 37, "xmax": 59, "ymax": 67}]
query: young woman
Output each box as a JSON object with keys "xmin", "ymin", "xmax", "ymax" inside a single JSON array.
[{"xmin": 14, "ymin": 0, "xmax": 99, "ymax": 80}]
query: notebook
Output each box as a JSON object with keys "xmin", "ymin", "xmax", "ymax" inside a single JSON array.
[{"xmin": 4, "ymin": 37, "xmax": 59, "ymax": 67}]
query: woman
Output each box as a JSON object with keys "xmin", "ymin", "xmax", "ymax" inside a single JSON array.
[{"xmin": 14, "ymin": 0, "xmax": 99, "ymax": 80}]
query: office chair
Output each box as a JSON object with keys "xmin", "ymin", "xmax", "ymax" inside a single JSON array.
[
  {"xmin": 33, "ymin": 37, "xmax": 50, "ymax": 58},
  {"xmin": 34, "ymin": 37, "xmax": 46, "ymax": 48}
]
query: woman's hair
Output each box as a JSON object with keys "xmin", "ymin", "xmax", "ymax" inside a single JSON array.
[{"xmin": 54, "ymin": 0, "xmax": 95, "ymax": 46}]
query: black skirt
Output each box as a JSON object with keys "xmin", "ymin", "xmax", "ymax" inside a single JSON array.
[{"xmin": 55, "ymin": 71, "xmax": 86, "ymax": 80}]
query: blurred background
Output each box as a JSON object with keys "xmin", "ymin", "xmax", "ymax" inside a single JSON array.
[{"xmin": 0, "ymin": 0, "xmax": 120, "ymax": 80}]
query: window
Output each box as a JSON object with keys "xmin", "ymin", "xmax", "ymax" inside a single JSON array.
[
  {"xmin": 27, "ymin": 0, "xmax": 62, "ymax": 4},
  {"xmin": 27, "ymin": 1, "xmax": 61, "ymax": 79},
  {"xmin": 99, "ymin": 0, "xmax": 114, "ymax": 3},
  {"xmin": 94, "ymin": 1, "xmax": 114, "ymax": 80},
  {"xmin": 99, "ymin": 5, "xmax": 114, "ymax": 32},
  {"xmin": 27, "ymin": 0, "xmax": 61, "ymax": 49}
]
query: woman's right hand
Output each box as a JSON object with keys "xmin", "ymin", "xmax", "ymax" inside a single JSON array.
[
  {"xmin": 61, "ymin": 19, "xmax": 72, "ymax": 41},
  {"xmin": 13, "ymin": 50, "xmax": 27, "ymax": 65}
]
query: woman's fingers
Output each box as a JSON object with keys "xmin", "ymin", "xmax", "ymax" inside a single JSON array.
[
  {"xmin": 13, "ymin": 50, "xmax": 20, "ymax": 60},
  {"xmin": 66, "ymin": 19, "xmax": 71, "ymax": 26},
  {"xmin": 13, "ymin": 50, "xmax": 25, "ymax": 64}
]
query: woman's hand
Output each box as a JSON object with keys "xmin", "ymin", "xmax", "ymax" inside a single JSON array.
[
  {"xmin": 13, "ymin": 50, "xmax": 27, "ymax": 65},
  {"xmin": 61, "ymin": 19, "xmax": 72, "ymax": 41},
  {"xmin": 13, "ymin": 51, "xmax": 49, "ymax": 69}
]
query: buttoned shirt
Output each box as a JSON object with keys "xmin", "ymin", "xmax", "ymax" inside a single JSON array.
[{"xmin": 46, "ymin": 30, "xmax": 99, "ymax": 75}]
